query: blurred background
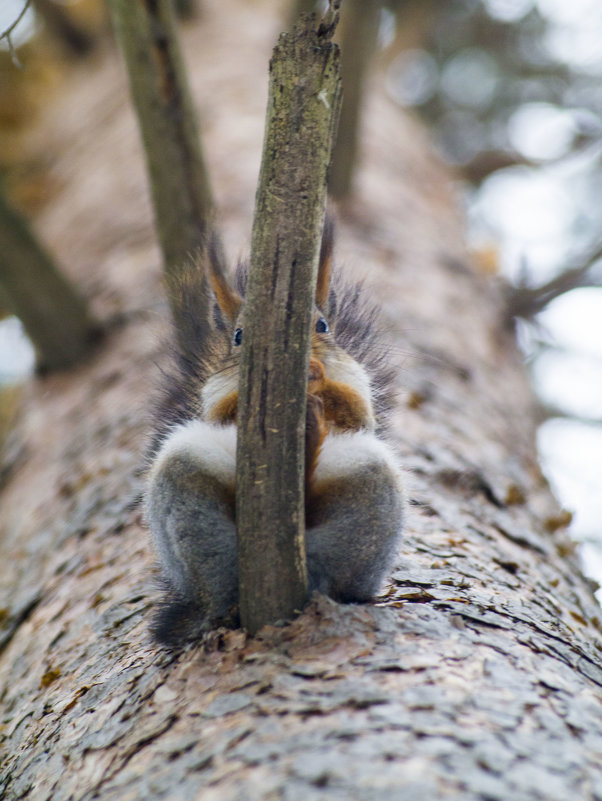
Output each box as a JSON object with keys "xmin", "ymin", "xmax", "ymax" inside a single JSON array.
[{"xmin": 0, "ymin": 0, "xmax": 600, "ymax": 593}]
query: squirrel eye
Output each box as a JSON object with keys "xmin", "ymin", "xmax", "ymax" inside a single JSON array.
[
  {"xmin": 233, "ymin": 328, "xmax": 243, "ymax": 346},
  {"xmin": 315, "ymin": 317, "xmax": 329, "ymax": 334}
]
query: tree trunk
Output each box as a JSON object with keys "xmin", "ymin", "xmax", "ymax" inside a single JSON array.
[
  {"xmin": 237, "ymin": 10, "xmax": 342, "ymax": 634},
  {"xmin": 1, "ymin": 2, "xmax": 601, "ymax": 800}
]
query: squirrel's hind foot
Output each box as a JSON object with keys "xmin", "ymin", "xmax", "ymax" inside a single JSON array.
[{"xmin": 151, "ymin": 593, "xmax": 240, "ymax": 648}]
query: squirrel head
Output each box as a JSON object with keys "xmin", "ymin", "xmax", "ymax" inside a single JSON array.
[
  {"xmin": 151, "ymin": 217, "xmax": 395, "ymax": 440},
  {"xmin": 150, "ymin": 219, "xmax": 395, "ymax": 454},
  {"xmin": 207, "ymin": 217, "xmax": 337, "ymax": 365}
]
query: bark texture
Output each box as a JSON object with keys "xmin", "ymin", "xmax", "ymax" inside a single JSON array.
[
  {"xmin": 237, "ymin": 11, "xmax": 342, "ymax": 633},
  {"xmin": 1, "ymin": 2, "xmax": 601, "ymax": 800}
]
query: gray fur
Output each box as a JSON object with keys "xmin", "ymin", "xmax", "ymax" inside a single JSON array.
[
  {"xmin": 306, "ymin": 455, "xmax": 403, "ymax": 602},
  {"xmin": 147, "ymin": 453, "xmax": 237, "ymax": 622},
  {"xmin": 146, "ymin": 225, "xmax": 403, "ymax": 646}
]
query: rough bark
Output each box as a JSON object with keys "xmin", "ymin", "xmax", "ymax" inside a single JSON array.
[
  {"xmin": 1, "ymin": 2, "xmax": 601, "ymax": 800},
  {"xmin": 0, "ymin": 186, "xmax": 98, "ymax": 372},
  {"xmin": 237, "ymin": 10, "xmax": 342, "ymax": 634}
]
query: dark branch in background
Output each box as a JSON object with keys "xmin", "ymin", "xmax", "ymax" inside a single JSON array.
[
  {"xmin": 0, "ymin": 186, "xmax": 99, "ymax": 372},
  {"xmin": 236, "ymin": 6, "xmax": 342, "ymax": 635},
  {"xmin": 107, "ymin": 0, "xmax": 216, "ymax": 354},
  {"xmin": 329, "ymin": 0, "xmax": 381, "ymax": 201},
  {"xmin": 504, "ymin": 241, "xmax": 602, "ymax": 327}
]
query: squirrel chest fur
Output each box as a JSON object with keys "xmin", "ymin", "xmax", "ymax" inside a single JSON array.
[{"xmin": 146, "ymin": 222, "xmax": 403, "ymax": 645}]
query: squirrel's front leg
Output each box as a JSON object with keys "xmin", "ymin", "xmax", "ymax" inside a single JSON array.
[
  {"xmin": 306, "ymin": 358, "xmax": 329, "ymax": 490},
  {"xmin": 307, "ymin": 357, "xmax": 371, "ymax": 433},
  {"xmin": 145, "ymin": 420, "xmax": 238, "ymax": 644},
  {"xmin": 207, "ymin": 389, "xmax": 238, "ymax": 425},
  {"xmin": 305, "ymin": 431, "xmax": 403, "ymax": 603}
]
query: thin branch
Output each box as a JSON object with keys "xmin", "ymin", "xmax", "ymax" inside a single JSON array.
[
  {"xmin": 0, "ymin": 0, "xmax": 33, "ymax": 68},
  {"xmin": 107, "ymin": 0, "xmax": 216, "ymax": 357},
  {"xmin": 504, "ymin": 241, "xmax": 602, "ymax": 326},
  {"xmin": 5, "ymin": 34, "xmax": 24, "ymax": 69},
  {"xmin": 0, "ymin": 0, "xmax": 32, "ymax": 42},
  {"xmin": 329, "ymin": 0, "xmax": 381, "ymax": 200},
  {"xmin": 537, "ymin": 402, "xmax": 602, "ymax": 428}
]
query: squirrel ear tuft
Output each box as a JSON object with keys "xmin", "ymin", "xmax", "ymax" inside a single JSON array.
[
  {"xmin": 315, "ymin": 214, "xmax": 335, "ymax": 311},
  {"xmin": 205, "ymin": 231, "xmax": 242, "ymax": 323}
]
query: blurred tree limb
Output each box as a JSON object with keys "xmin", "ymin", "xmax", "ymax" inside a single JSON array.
[
  {"xmin": 108, "ymin": 0, "xmax": 216, "ymax": 349},
  {"xmin": 289, "ymin": 0, "xmax": 381, "ymax": 202},
  {"xmin": 329, "ymin": 0, "xmax": 381, "ymax": 200},
  {"xmin": 504, "ymin": 241, "xmax": 602, "ymax": 327},
  {"xmin": 0, "ymin": 186, "xmax": 99, "ymax": 372}
]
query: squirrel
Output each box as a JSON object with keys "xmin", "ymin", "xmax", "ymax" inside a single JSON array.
[{"xmin": 145, "ymin": 219, "xmax": 404, "ymax": 645}]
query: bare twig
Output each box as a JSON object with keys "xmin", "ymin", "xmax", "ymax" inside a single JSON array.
[
  {"xmin": 537, "ymin": 402, "xmax": 602, "ymax": 428},
  {"xmin": 0, "ymin": 0, "xmax": 32, "ymax": 42},
  {"xmin": 504, "ymin": 241, "xmax": 602, "ymax": 326},
  {"xmin": 0, "ymin": 0, "xmax": 33, "ymax": 68}
]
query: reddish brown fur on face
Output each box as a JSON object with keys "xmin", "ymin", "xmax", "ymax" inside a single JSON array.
[{"xmin": 208, "ymin": 390, "xmax": 239, "ymax": 424}]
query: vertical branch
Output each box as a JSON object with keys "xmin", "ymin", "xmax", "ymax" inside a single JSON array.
[
  {"xmin": 329, "ymin": 0, "xmax": 381, "ymax": 200},
  {"xmin": 107, "ymin": 0, "xmax": 215, "ymax": 346},
  {"xmin": 0, "ymin": 188, "xmax": 98, "ymax": 372},
  {"xmin": 236, "ymin": 9, "xmax": 342, "ymax": 635}
]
